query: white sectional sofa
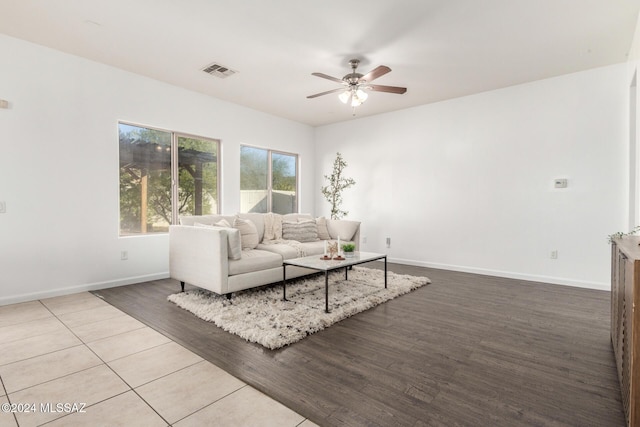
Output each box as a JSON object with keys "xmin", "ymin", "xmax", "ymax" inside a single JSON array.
[{"xmin": 169, "ymin": 213, "xmax": 360, "ymax": 296}]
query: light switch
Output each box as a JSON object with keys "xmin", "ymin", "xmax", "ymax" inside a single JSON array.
[
  {"xmin": 554, "ymin": 179, "xmax": 568, "ymax": 188},
  {"xmin": 0, "ymin": 201, "xmax": 6, "ymax": 213}
]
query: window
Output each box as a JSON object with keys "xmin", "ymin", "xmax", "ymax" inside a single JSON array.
[
  {"xmin": 119, "ymin": 123, "xmax": 219, "ymax": 235},
  {"xmin": 240, "ymin": 146, "xmax": 298, "ymax": 214}
]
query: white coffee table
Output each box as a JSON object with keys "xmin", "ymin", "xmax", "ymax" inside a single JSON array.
[{"xmin": 282, "ymin": 251, "xmax": 387, "ymax": 313}]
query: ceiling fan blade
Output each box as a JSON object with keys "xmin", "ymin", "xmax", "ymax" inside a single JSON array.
[
  {"xmin": 367, "ymin": 84, "xmax": 407, "ymax": 94},
  {"xmin": 360, "ymin": 65, "xmax": 391, "ymax": 83},
  {"xmin": 311, "ymin": 72, "xmax": 344, "ymax": 84},
  {"xmin": 307, "ymin": 88, "xmax": 346, "ymax": 99}
]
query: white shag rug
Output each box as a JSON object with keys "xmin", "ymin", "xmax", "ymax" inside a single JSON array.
[{"xmin": 167, "ymin": 267, "xmax": 430, "ymax": 350}]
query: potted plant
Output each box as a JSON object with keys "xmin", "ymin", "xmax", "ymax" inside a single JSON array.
[
  {"xmin": 342, "ymin": 243, "xmax": 356, "ymax": 258},
  {"xmin": 608, "ymin": 226, "xmax": 640, "ymax": 243}
]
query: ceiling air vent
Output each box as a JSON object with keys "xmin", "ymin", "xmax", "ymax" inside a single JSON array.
[{"xmin": 202, "ymin": 62, "xmax": 237, "ymax": 79}]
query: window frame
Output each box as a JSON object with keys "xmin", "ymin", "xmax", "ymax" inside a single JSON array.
[
  {"xmin": 171, "ymin": 132, "xmax": 221, "ymax": 225},
  {"xmin": 118, "ymin": 121, "xmax": 221, "ymax": 236},
  {"xmin": 240, "ymin": 145, "xmax": 299, "ymax": 214}
]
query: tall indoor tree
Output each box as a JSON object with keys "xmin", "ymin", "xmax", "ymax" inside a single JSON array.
[{"xmin": 321, "ymin": 152, "xmax": 356, "ymax": 220}]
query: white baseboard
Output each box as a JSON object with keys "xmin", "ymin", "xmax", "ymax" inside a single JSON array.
[
  {"xmin": 386, "ymin": 258, "xmax": 609, "ymax": 291},
  {"xmin": 1, "ymin": 260, "xmax": 609, "ymax": 307},
  {"xmin": 0, "ymin": 272, "xmax": 170, "ymax": 306}
]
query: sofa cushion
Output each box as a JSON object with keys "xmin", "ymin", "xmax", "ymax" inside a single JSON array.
[
  {"xmin": 233, "ymin": 217, "xmax": 259, "ymax": 249},
  {"xmin": 194, "ymin": 223, "xmax": 242, "ymax": 260},
  {"xmin": 282, "ymin": 219, "xmax": 319, "ymax": 243},
  {"xmin": 327, "ymin": 219, "xmax": 361, "ymax": 241},
  {"xmin": 180, "ymin": 214, "xmax": 236, "ymax": 226},
  {"xmin": 316, "ymin": 217, "xmax": 331, "ymax": 240},
  {"xmin": 298, "ymin": 240, "xmax": 328, "ymax": 257},
  {"xmin": 259, "ymin": 240, "xmax": 330, "ymax": 259},
  {"xmin": 257, "ymin": 243, "xmax": 300, "ymax": 260},
  {"xmin": 228, "ymin": 249, "xmax": 283, "ymax": 276}
]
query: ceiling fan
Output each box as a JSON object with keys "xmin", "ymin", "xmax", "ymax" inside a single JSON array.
[{"xmin": 307, "ymin": 59, "xmax": 407, "ymax": 108}]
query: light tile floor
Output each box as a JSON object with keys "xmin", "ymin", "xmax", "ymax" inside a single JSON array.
[{"xmin": 0, "ymin": 292, "xmax": 318, "ymax": 427}]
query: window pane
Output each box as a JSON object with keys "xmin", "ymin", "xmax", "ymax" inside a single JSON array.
[
  {"xmin": 177, "ymin": 135, "xmax": 218, "ymax": 217},
  {"xmin": 240, "ymin": 146, "xmax": 268, "ymax": 213},
  {"xmin": 119, "ymin": 124, "xmax": 171, "ymax": 235},
  {"xmin": 271, "ymin": 152, "xmax": 297, "ymax": 214}
]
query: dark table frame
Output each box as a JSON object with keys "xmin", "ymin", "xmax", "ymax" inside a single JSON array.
[{"xmin": 282, "ymin": 252, "xmax": 387, "ymax": 313}]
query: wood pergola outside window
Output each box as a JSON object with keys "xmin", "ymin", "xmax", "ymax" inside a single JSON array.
[{"xmin": 119, "ymin": 123, "xmax": 219, "ymax": 235}]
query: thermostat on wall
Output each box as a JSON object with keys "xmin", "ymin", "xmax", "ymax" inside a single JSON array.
[{"xmin": 554, "ymin": 178, "xmax": 568, "ymax": 188}]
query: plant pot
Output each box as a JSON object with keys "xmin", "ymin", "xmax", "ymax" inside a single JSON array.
[{"xmin": 344, "ymin": 251, "xmax": 355, "ymax": 258}]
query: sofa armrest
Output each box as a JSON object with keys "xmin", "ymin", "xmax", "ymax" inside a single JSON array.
[
  {"xmin": 327, "ymin": 220, "xmax": 361, "ymax": 250},
  {"xmin": 169, "ymin": 225, "xmax": 229, "ymax": 294}
]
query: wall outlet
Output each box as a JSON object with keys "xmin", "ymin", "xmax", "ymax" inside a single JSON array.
[
  {"xmin": 121, "ymin": 251, "xmax": 128, "ymax": 261},
  {"xmin": 550, "ymin": 250, "xmax": 558, "ymax": 259},
  {"xmin": 362, "ymin": 236, "xmax": 367, "ymax": 244},
  {"xmin": 386, "ymin": 237, "xmax": 391, "ymax": 248}
]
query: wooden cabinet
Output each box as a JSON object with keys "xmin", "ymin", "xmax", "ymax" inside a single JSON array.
[{"xmin": 611, "ymin": 237, "xmax": 640, "ymax": 426}]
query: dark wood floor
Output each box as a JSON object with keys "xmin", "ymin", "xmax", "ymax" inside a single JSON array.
[{"xmin": 94, "ymin": 263, "xmax": 625, "ymax": 427}]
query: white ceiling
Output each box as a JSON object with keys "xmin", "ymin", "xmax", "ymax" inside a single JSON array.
[{"xmin": 1, "ymin": 0, "xmax": 639, "ymax": 126}]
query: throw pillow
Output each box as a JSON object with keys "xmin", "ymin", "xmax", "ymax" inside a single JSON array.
[
  {"xmin": 283, "ymin": 213, "xmax": 314, "ymax": 222},
  {"xmin": 179, "ymin": 215, "xmax": 217, "ymax": 226},
  {"xmin": 215, "ymin": 220, "xmax": 242, "ymax": 260},
  {"xmin": 194, "ymin": 222, "xmax": 242, "ymax": 260},
  {"xmin": 233, "ymin": 217, "xmax": 259, "ymax": 249},
  {"xmin": 316, "ymin": 216, "xmax": 331, "ymax": 240},
  {"xmin": 327, "ymin": 220, "xmax": 361, "ymax": 241},
  {"xmin": 215, "ymin": 219, "xmax": 232, "ymax": 228},
  {"xmin": 282, "ymin": 219, "xmax": 319, "ymax": 243},
  {"xmin": 236, "ymin": 213, "xmax": 266, "ymax": 242}
]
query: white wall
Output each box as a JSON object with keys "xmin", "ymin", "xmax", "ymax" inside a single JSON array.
[
  {"xmin": 627, "ymin": 11, "xmax": 640, "ymax": 230},
  {"xmin": 0, "ymin": 34, "xmax": 314, "ymax": 304},
  {"xmin": 628, "ymin": 10, "xmax": 640, "ymax": 62},
  {"xmin": 315, "ymin": 64, "xmax": 628, "ymax": 289},
  {"xmin": 0, "ymin": 34, "xmax": 630, "ymax": 304}
]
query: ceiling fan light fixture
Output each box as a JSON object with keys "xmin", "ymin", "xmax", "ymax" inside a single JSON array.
[
  {"xmin": 349, "ymin": 87, "xmax": 368, "ymax": 107},
  {"xmin": 308, "ymin": 58, "xmax": 406, "ymax": 112}
]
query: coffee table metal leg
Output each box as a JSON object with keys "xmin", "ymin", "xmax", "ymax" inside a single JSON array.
[
  {"xmin": 345, "ymin": 266, "xmax": 348, "ymax": 280},
  {"xmin": 282, "ymin": 264, "xmax": 287, "ymax": 301},
  {"xmin": 384, "ymin": 256, "xmax": 387, "ymax": 288},
  {"xmin": 325, "ymin": 270, "xmax": 329, "ymax": 313}
]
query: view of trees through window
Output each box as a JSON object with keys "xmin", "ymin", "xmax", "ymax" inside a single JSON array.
[
  {"xmin": 240, "ymin": 146, "xmax": 297, "ymax": 214},
  {"xmin": 119, "ymin": 123, "xmax": 219, "ymax": 235}
]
